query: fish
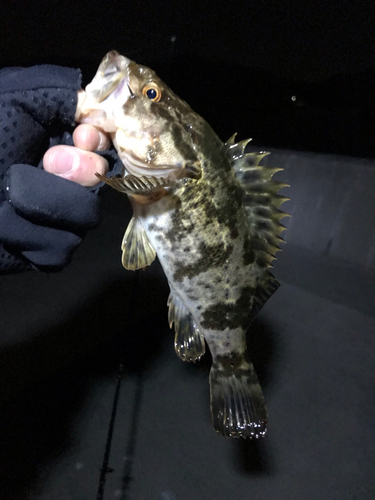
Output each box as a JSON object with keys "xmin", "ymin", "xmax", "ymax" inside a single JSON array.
[{"xmin": 76, "ymin": 50, "xmax": 289, "ymax": 438}]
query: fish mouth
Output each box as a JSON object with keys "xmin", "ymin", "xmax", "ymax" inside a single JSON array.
[
  {"xmin": 120, "ymin": 149, "xmax": 181, "ymax": 179},
  {"xmin": 85, "ymin": 50, "xmax": 132, "ymax": 105},
  {"xmin": 83, "ymin": 51, "xmax": 192, "ymax": 181},
  {"xmin": 78, "ymin": 52, "xmax": 134, "ymax": 132}
]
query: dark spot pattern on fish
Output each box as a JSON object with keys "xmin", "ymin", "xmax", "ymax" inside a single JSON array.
[
  {"xmin": 165, "ymin": 210, "xmax": 195, "ymax": 244},
  {"xmin": 217, "ymin": 352, "xmax": 244, "ymax": 370},
  {"xmin": 173, "ymin": 242, "xmax": 233, "ymax": 282},
  {"xmin": 124, "ymin": 96, "xmax": 150, "ymax": 120},
  {"xmin": 215, "ymin": 353, "xmax": 260, "ymax": 384},
  {"xmin": 148, "ymin": 222, "xmax": 164, "ymax": 232},
  {"xmin": 173, "ymin": 196, "xmax": 182, "ymax": 209},
  {"xmin": 243, "ymin": 236, "xmax": 256, "ymax": 266},
  {"xmin": 201, "ymin": 286, "xmax": 255, "ymax": 330},
  {"xmin": 79, "ymin": 52, "xmax": 285, "ymax": 439},
  {"xmin": 175, "ymin": 182, "xmax": 241, "ymax": 248},
  {"xmin": 165, "ymin": 183, "xmax": 221, "ymax": 247},
  {"xmin": 149, "ymin": 102, "xmax": 199, "ymax": 164},
  {"xmin": 214, "ymin": 183, "xmax": 243, "ymax": 231},
  {"xmin": 171, "ymin": 123, "xmax": 199, "ymax": 163},
  {"xmin": 150, "ymin": 101, "xmax": 171, "ymax": 121}
]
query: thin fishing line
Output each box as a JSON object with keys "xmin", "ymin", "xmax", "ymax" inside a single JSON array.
[
  {"xmin": 96, "ymin": 270, "xmax": 140, "ymax": 500},
  {"xmin": 96, "ymin": 361, "xmax": 124, "ymax": 500}
]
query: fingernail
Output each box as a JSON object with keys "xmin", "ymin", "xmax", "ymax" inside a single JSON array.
[
  {"xmin": 48, "ymin": 147, "xmax": 80, "ymax": 175},
  {"xmin": 97, "ymin": 132, "xmax": 106, "ymax": 150}
]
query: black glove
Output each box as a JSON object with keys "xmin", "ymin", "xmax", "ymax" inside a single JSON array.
[{"xmin": 0, "ymin": 64, "xmax": 121, "ymax": 274}]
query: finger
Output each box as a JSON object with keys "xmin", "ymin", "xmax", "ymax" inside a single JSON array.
[
  {"xmin": 73, "ymin": 124, "xmax": 111, "ymax": 151},
  {"xmin": 43, "ymin": 145, "xmax": 109, "ymax": 187}
]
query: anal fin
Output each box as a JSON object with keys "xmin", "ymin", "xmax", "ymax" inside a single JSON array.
[
  {"xmin": 167, "ymin": 292, "xmax": 205, "ymax": 362},
  {"xmin": 121, "ymin": 216, "xmax": 156, "ymax": 270},
  {"xmin": 209, "ymin": 361, "xmax": 268, "ymax": 439}
]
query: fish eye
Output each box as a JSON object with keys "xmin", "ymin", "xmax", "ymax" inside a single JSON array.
[{"xmin": 142, "ymin": 83, "xmax": 162, "ymax": 102}]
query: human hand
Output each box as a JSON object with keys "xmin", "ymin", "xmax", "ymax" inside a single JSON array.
[
  {"xmin": 43, "ymin": 124, "xmax": 111, "ymax": 187},
  {"xmin": 0, "ymin": 64, "xmax": 122, "ymax": 274}
]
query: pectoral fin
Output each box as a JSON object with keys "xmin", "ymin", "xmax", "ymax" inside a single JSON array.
[
  {"xmin": 96, "ymin": 161, "xmax": 201, "ymax": 197},
  {"xmin": 167, "ymin": 291, "xmax": 205, "ymax": 362},
  {"xmin": 121, "ymin": 216, "xmax": 156, "ymax": 270},
  {"xmin": 95, "ymin": 173, "xmax": 173, "ymax": 196}
]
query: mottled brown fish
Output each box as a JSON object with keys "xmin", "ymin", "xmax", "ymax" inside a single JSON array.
[{"xmin": 76, "ymin": 50, "xmax": 289, "ymax": 438}]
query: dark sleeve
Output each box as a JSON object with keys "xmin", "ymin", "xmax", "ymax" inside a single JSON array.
[{"xmin": 0, "ymin": 64, "xmax": 122, "ymax": 274}]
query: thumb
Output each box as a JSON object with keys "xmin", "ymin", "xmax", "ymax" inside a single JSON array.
[{"xmin": 43, "ymin": 145, "xmax": 108, "ymax": 187}]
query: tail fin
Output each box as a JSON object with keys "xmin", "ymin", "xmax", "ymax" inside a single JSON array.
[{"xmin": 209, "ymin": 361, "xmax": 268, "ymax": 439}]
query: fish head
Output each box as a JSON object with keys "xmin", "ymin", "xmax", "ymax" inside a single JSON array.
[{"xmin": 77, "ymin": 50, "xmax": 203, "ymax": 179}]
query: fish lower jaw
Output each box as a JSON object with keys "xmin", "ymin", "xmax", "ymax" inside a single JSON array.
[{"xmin": 123, "ymin": 159, "xmax": 176, "ymax": 180}]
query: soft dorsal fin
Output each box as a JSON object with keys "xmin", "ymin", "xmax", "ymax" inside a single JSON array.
[
  {"xmin": 225, "ymin": 136, "xmax": 290, "ymax": 270},
  {"xmin": 250, "ymin": 271, "xmax": 280, "ymax": 322}
]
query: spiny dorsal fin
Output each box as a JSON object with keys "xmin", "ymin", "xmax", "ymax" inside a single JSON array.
[
  {"xmin": 225, "ymin": 133, "xmax": 238, "ymax": 146},
  {"xmin": 225, "ymin": 134, "xmax": 252, "ymax": 159},
  {"xmin": 168, "ymin": 291, "xmax": 206, "ymax": 362},
  {"xmin": 226, "ymin": 137, "xmax": 290, "ymax": 269}
]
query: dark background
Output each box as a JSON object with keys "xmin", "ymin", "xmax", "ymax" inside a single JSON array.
[
  {"xmin": 1, "ymin": 0, "xmax": 375, "ymax": 157},
  {"xmin": 1, "ymin": 2, "xmax": 375, "ymax": 499}
]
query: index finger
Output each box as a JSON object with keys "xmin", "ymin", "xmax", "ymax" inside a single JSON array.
[{"xmin": 73, "ymin": 124, "xmax": 111, "ymax": 151}]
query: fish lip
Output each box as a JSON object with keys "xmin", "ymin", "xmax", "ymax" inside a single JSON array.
[
  {"xmin": 121, "ymin": 150, "xmax": 180, "ymax": 179},
  {"xmin": 84, "ymin": 52, "xmax": 132, "ymax": 105},
  {"xmin": 109, "ymin": 53, "xmax": 132, "ymax": 99}
]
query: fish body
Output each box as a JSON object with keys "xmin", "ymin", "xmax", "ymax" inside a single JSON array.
[{"xmin": 77, "ymin": 51, "xmax": 289, "ymax": 438}]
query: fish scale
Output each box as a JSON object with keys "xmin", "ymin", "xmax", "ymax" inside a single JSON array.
[{"xmin": 76, "ymin": 50, "xmax": 289, "ymax": 439}]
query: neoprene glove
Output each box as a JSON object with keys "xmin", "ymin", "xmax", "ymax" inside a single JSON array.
[{"xmin": 0, "ymin": 64, "xmax": 121, "ymax": 274}]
